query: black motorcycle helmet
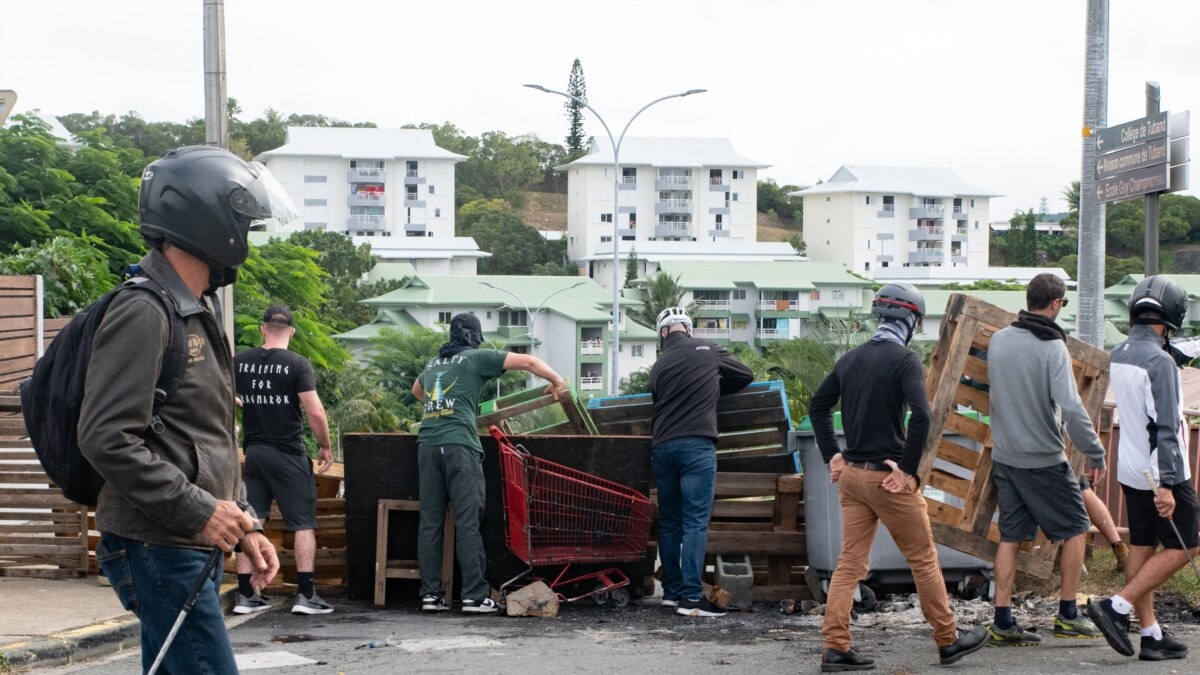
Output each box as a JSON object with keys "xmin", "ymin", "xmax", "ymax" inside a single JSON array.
[
  {"xmin": 139, "ymin": 146, "xmax": 295, "ymax": 287},
  {"xmin": 1129, "ymin": 275, "xmax": 1189, "ymax": 333},
  {"xmin": 872, "ymin": 282, "xmax": 926, "ymax": 322}
]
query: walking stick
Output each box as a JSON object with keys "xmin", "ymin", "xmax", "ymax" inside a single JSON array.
[
  {"xmin": 1143, "ymin": 470, "xmax": 1200, "ymax": 584},
  {"xmin": 147, "ymin": 548, "xmax": 224, "ymax": 675}
]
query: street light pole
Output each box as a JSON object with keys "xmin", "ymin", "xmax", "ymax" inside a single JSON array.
[
  {"xmin": 480, "ymin": 280, "xmax": 586, "ymax": 386},
  {"xmin": 524, "ymin": 84, "xmax": 706, "ymax": 395}
]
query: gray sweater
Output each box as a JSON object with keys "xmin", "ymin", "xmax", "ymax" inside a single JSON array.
[{"xmin": 987, "ymin": 326, "xmax": 1107, "ymax": 469}]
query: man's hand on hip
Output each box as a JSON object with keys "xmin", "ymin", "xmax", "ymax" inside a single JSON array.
[
  {"xmin": 200, "ymin": 500, "xmax": 256, "ymax": 552},
  {"xmin": 829, "ymin": 453, "xmax": 845, "ymax": 484},
  {"xmin": 882, "ymin": 459, "xmax": 917, "ymax": 494},
  {"xmin": 238, "ymin": 531, "xmax": 280, "ymax": 591}
]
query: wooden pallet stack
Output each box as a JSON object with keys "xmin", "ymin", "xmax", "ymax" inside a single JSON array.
[
  {"xmin": 918, "ymin": 294, "xmax": 1110, "ymax": 578},
  {"xmin": 0, "ymin": 395, "xmax": 90, "ymax": 577},
  {"xmin": 477, "ymin": 385, "xmax": 597, "ymax": 436}
]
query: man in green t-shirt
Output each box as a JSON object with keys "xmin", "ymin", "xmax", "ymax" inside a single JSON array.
[{"xmin": 410, "ymin": 313, "xmax": 567, "ymax": 613}]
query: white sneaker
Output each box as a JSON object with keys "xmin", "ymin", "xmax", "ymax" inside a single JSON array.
[
  {"xmin": 461, "ymin": 597, "xmax": 499, "ymax": 614},
  {"xmin": 660, "ymin": 597, "xmax": 680, "ymax": 608},
  {"xmin": 233, "ymin": 593, "xmax": 272, "ymax": 615},
  {"xmin": 421, "ymin": 594, "xmax": 450, "ymax": 612}
]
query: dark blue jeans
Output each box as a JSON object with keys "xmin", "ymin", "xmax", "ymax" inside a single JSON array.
[
  {"xmin": 96, "ymin": 533, "xmax": 236, "ymax": 674},
  {"xmin": 653, "ymin": 436, "xmax": 717, "ymax": 602}
]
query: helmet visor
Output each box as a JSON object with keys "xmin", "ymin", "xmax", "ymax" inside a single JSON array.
[{"xmin": 230, "ymin": 162, "xmax": 299, "ymax": 227}]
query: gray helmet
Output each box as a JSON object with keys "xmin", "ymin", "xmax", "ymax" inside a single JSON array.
[
  {"xmin": 1129, "ymin": 275, "xmax": 1188, "ymax": 332},
  {"xmin": 872, "ymin": 282, "xmax": 925, "ymax": 321},
  {"xmin": 139, "ymin": 146, "xmax": 296, "ymax": 286}
]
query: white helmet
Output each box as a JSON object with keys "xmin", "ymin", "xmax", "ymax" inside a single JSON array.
[{"xmin": 655, "ymin": 306, "xmax": 692, "ymax": 335}]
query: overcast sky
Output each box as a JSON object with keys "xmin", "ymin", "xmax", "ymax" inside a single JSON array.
[{"xmin": 4, "ymin": 0, "xmax": 1197, "ymax": 220}]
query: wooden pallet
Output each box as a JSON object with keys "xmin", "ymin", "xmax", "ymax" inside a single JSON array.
[
  {"xmin": 0, "ymin": 395, "xmax": 90, "ymax": 577},
  {"xmin": 918, "ymin": 294, "xmax": 1110, "ymax": 578},
  {"xmin": 588, "ymin": 382, "xmax": 792, "ymax": 460},
  {"xmin": 477, "ymin": 385, "xmax": 597, "ymax": 436}
]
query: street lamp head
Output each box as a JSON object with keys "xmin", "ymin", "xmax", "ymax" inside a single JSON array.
[
  {"xmin": 523, "ymin": 84, "xmax": 549, "ymax": 92},
  {"xmin": 683, "ymin": 89, "xmax": 708, "ymax": 96}
]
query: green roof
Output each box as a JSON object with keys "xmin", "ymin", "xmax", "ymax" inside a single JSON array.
[
  {"xmin": 368, "ymin": 262, "xmax": 417, "ymax": 283},
  {"xmin": 1106, "ymin": 274, "xmax": 1200, "ymax": 300},
  {"xmin": 332, "ymin": 308, "xmax": 420, "ymax": 342},
  {"xmin": 1104, "ymin": 320, "xmax": 1128, "ymax": 349},
  {"xmin": 621, "ymin": 320, "xmax": 658, "ymax": 340},
  {"xmin": 362, "ymin": 274, "xmax": 625, "ymax": 322},
  {"xmin": 652, "ymin": 261, "xmax": 873, "ymax": 292}
]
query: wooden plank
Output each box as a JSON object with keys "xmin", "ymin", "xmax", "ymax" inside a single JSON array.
[
  {"xmin": 0, "ymin": 495, "xmax": 79, "ymax": 508},
  {"xmin": 954, "ymin": 382, "xmax": 990, "ymax": 415},
  {"xmin": 0, "ymin": 535, "xmax": 86, "ymax": 546},
  {"xmin": 717, "ymin": 429, "xmax": 787, "ymax": 450},
  {"xmin": 0, "ymin": 543, "xmax": 87, "ymax": 555},
  {"xmin": 714, "ymin": 473, "xmax": 780, "ymax": 497},
  {"xmin": 926, "ymin": 469, "xmax": 969, "ymax": 500},
  {"xmin": 0, "ymin": 472, "xmax": 51, "ymax": 484},
  {"xmin": 705, "ymin": 531, "xmax": 805, "ymax": 555},
  {"xmin": 961, "ymin": 355, "xmax": 989, "ymax": 383},
  {"xmin": 0, "ymin": 523, "xmax": 87, "ymax": 534},
  {"xmin": 933, "ymin": 437, "xmax": 981, "ymax": 472},
  {"xmin": 943, "ymin": 413, "xmax": 990, "ymax": 445},
  {"xmin": 0, "ymin": 567, "xmax": 82, "ymax": 578},
  {"xmin": 711, "ymin": 501, "xmax": 776, "ymax": 520}
]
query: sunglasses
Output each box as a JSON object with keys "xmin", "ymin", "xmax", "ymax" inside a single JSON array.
[{"xmin": 1057, "ymin": 297, "xmax": 1069, "ymax": 307}]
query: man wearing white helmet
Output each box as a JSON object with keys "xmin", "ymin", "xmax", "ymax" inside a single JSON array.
[{"xmin": 649, "ymin": 306, "xmax": 753, "ymax": 617}]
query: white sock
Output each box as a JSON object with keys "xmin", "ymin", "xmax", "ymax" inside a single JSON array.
[
  {"xmin": 1141, "ymin": 623, "xmax": 1163, "ymax": 641},
  {"xmin": 1111, "ymin": 594, "xmax": 1133, "ymax": 614}
]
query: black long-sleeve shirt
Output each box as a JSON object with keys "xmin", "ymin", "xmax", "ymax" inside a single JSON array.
[
  {"xmin": 650, "ymin": 332, "xmax": 754, "ymax": 446},
  {"xmin": 809, "ymin": 340, "xmax": 931, "ymax": 477}
]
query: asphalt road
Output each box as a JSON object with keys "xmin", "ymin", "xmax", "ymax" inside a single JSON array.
[{"xmin": 44, "ymin": 597, "xmax": 1200, "ymax": 674}]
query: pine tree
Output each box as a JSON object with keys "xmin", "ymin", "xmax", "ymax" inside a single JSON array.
[
  {"xmin": 624, "ymin": 247, "xmax": 640, "ymax": 288},
  {"xmin": 565, "ymin": 59, "xmax": 588, "ymax": 155}
]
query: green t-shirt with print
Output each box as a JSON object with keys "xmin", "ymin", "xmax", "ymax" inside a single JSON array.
[{"xmin": 417, "ymin": 349, "xmax": 508, "ymax": 452}]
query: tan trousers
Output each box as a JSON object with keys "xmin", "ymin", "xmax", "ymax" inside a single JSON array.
[{"xmin": 822, "ymin": 465, "xmax": 958, "ymax": 651}]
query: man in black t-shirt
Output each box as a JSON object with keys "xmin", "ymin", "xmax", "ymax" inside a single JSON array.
[{"xmin": 233, "ymin": 305, "xmax": 335, "ymax": 616}]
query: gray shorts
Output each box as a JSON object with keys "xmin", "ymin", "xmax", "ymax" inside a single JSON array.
[
  {"xmin": 244, "ymin": 444, "xmax": 317, "ymax": 531},
  {"xmin": 992, "ymin": 460, "xmax": 1089, "ymax": 543}
]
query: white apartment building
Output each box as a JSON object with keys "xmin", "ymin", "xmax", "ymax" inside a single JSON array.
[
  {"xmin": 256, "ymin": 126, "xmax": 466, "ymax": 239},
  {"xmin": 246, "ymin": 232, "xmax": 489, "ymax": 277},
  {"xmin": 586, "ymin": 240, "xmax": 801, "ymax": 291},
  {"xmin": 796, "ymin": 166, "xmax": 1000, "ymax": 276},
  {"xmin": 560, "ymin": 138, "xmax": 770, "ymax": 266}
]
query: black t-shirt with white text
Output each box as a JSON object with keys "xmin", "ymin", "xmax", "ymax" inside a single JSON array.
[{"xmin": 234, "ymin": 347, "xmax": 316, "ymax": 454}]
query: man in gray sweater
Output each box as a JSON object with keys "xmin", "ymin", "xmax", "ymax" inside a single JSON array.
[{"xmin": 986, "ymin": 273, "xmax": 1107, "ymax": 646}]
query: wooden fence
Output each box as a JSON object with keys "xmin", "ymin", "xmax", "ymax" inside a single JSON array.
[{"xmin": 0, "ymin": 276, "xmax": 41, "ymax": 393}]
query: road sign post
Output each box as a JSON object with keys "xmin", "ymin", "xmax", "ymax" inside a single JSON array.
[{"xmin": 1146, "ymin": 82, "xmax": 1161, "ymax": 275}]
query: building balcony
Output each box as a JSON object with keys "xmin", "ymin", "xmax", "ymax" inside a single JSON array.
[
  {"xmin": 655, "ymin": 176, "xmax": 693, "ymax": 191},
  {"xmin": 404, "ymin": 222, "xmax": 426, "ymax": 234},
  {"xmin": 347, "ymin": 192, "xmax": 385, "ymax": 207},
  {"xmin": 876, "ymin": 232, "xmax": 895, "ymax": 240},
  {"xmin": 877, "ymin": 204, "xmax": 895, "ymax": 218},
  {"xmin": 617, "ymin": 227, "xmax": 637, "ymax": 238},
  {"xmin": 708, "ymin": 178, "xmax": 730, "ymax": 192},
  {"xmin": 909, "ymin": 204, "xmax": 945, "ymax": 219},
  {"xmin": 952, "ymin": 207, "xmax": 968, "ymax": 221},
  {"xmin": 755, "ymin": 328, "xmax": 789, "ymax": 340},
  {"xmin": 655, "ymin": 222, "xmax": 693, "ymax": 238},
  {"xmin": 618, "ymin": 175, "xmax": 637, "ymax": 191},
  {"xmin": 694, "ymin": 327, "xmax": 729, "ymax": 339},
  {"xmin": 708, "ymin": 229, "xmax": 731, "ymax": 238},
  {"xmin": 655, "ymin": 199, "xmax": 692, "ymax": 215},
  {"xmin": 403, "ymin": 174, "xmax": 426, "ymax": 185},
  {"xmin": 876, "ymin": 254, "xmax": 894, "ymax": 263},
  {"xmin": 759, "ymin": 299, "xmax": 800, "ymax": 311},
  {"xmin": 580, "ymin": 341, "xmax": 604, "ymax": 355},
  {"xmin": 348, "ymin": 168, "xmax": 385, "ymax": 183},
  {"xmin": 347, "ymin": 214, "xmax": 385, "ymax": 230},
  {"xmin": 709, "ymin": 205, "xmax": 730, "ymax": 215},
  {"xmin": 404, "ymin": 196, "xmax": 427, "ymax": 208},
  {"xmin": 951, "ymin": 230, "xmax": 967, "ymax": 242},
  {"xmin": 908, "ymin": 228, "xmax": 944, "ymax": 241},
  {"xmin": 694, "ymin": 299, "xmax": 731, "ymax": 311},
  {"xmin": 909, "ymin": 249, "xmax": 945, "ymax": 264},
  {"xmin": 952, "ymin": 255, "xmax": 969, "ymax": 265},
  {"xmin": 579, "ymin": 376, "xmax": 604, "ymax": 391}
]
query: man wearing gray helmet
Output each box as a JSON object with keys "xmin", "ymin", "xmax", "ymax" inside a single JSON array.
[{"xmin": 811, "ymin": 283, "xmax": 987, "ymax": 671}]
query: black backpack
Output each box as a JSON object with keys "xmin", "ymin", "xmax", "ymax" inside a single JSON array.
[{"xmin": 19, "ymin": 275, "xmax": 188, "ymax": 506}]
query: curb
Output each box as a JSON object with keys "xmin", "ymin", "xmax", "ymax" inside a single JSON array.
[{"xmin": 0, "ymin": 584, "xmax": 240, "ymax": 671}]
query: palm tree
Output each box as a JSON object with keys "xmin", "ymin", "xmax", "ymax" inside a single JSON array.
[
  {"xmin": 629, "ymin": 271, "xmax": 696, "ymax": 327},
  {"xmin": 1062, "ymin": 181, "xmax": 1080, "ymax": 215}
]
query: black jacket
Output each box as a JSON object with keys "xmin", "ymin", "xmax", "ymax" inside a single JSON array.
[{"xmin": 649, "ymin": 331, "xmax": 754, "ymax": 446}]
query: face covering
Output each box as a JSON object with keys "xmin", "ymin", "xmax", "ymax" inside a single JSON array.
[
  {"xmin": 438, "ymin": 313, "xmax": 484, "ymax": 358},
  {"xmin": 872, "ymin": 313, "xmax": 918, "ymax": 347}
]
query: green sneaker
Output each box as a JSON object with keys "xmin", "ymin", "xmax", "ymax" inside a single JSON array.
[
  {"xmin": 1053, "ymin": 614, "xmax": 1101, "ymax": 639},
  {"xmin": 987, "ymin": 622, "xmax": 1042, "ymax": 647}
]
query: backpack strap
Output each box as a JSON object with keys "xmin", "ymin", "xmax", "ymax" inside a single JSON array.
[{"xmin": 119, "ymin": 276, "xmax": 189, "ymax": 434}]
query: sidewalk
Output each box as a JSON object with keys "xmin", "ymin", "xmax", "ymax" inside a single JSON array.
[{"xmin": 0, "ymin": 576, "xmax": 237, "ymax": 671}]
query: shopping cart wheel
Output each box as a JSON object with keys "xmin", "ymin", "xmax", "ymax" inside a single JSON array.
[
  {"xmin": 610, "ymin": 588, "xmax": 631, "ymax": 608},
  {"xmin": 852, "ymin": 584, "xmax": 877, "ymax": 613},
  {"xmin": 593, "ymin": 588, "xmax": 611, "ymax": 606}
]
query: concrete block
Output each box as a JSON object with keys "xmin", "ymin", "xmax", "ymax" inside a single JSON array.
[
  {"xmin": 714, "ymin": 554, "xmax": 753, "ymax": 609},
  {"xmin": 505, "ymin": 581, "xmax": 560, "ymax": 618}
]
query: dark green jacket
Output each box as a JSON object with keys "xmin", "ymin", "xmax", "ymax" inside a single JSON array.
[{"xmin": 79, "ymin": 250, "xmax": 252, "ymax": 549}]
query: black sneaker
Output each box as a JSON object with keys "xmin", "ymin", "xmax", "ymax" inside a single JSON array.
[
  {"xmin": 1086, "ymin": 598, "xmax": 1134, "ymax": 656},
  {"xmin": 675, "ymin": 597, "xmax": 726, "ymax": 617},
  {"xmin": 461, "ymin": 597, "xmax": 499, "ymax": 614},
  {"xmin": 1140, "ymin": 632, "xmax": 1188, "ymax": 661},
  {"xmin": 939, "ymin": 626, "xmax": 988, "ymax": 664},
  {"xmin": 820, "ymin": 647, "xmax": 875, "ymax": 672},
  {"xmin": 421, "ymin": 594, "xmax": 450, "ymax": 612}
]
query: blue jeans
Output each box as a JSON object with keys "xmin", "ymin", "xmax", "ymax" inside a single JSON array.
[
  {"xmin": 96, "ymin": 533, "xmax": 236, "ymax": 674},
  {"xmin": 653, "ymin": 436, "xmax": 717, "ymax": 601}
]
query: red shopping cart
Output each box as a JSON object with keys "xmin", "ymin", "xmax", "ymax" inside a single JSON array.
[{"xmin": 490, "ymin": 426, "xmax": 652, "ymax": 607}]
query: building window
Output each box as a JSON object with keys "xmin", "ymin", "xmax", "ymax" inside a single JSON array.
[
  {"xmin": 732, "ymin": 193, "xmax": 740, "ymax": 202},
  {"xmin": 732, "ymin": 170, "xmax": 745, "ymax": 180},
  {"xmin": 486, "ymin": 311, "xmax": 492, "ymax": 319},
  {"xmin": 622, "ymin": 167, "xmax": 637, "ymax": 184},
  {"xmin": 970, "ymin": 198, "xmax": 976, "ymax": 208},
  {"xmin": 304, "ymin": 175, "xmax": 327, "ymax": 183},
  {"xmin": 810, "ymin": 290, "xmax": 820, "ymax": 300},
  {"xmin": 865, "ymin": 195, "xmax": 876, "ymax": 205},
  {"xmin": 406, "ymin": 160, "xmax": 418, "ymax": 177},
  {"xmin": 731, "ymin": 289, "xmax": 746, "ymax": 300},
  {"xmin": 710, "ymin": 169, "xmax": 723, "ymax": 185},
  {"xmin": 600, "ymin": 236, "xmax": 612, "ymax": 242},
  {"xmin": 304, "ymin": 198, "xmax": 327, "ymax": 206},
  {"xmin": 437, "ymin": 311, "xmax": 452, "ymax": 324},
  {"xmin": 832, "ymin": 289, "xmax": 845, "ymax": 301},
  {"xmin": 865, "ymin": 262, "xmax": 871, "ymax": 271},
  {"xmin": 714, "ymin": 214, "xmax": 723, "ymax": 229},
  {"xmin": 974, "ymin": 220, "xmax": 980, "ymax": 230},
  {"xmin": 429, "ymin": 185, "xmax": 435, "ymax": 194},
  {"xmin": 882, "ymin": 261, "xmax": 890, "ymax": 268},
  {"xmin": 631, "ymin": 344, "xmax": 644, "ymax": 357},
  {"xmin": 435, "ymin": 208, "xmax": 441, "ymax": 217},
  {"xmin": 601, "ymin": 213, "xmax": 613, "ymax": 223},
  {"xmin": 883, "ymin": 195, "xmax": 894, "ymax": 211}
]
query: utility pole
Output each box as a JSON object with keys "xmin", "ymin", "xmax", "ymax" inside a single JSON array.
[
  {"xmin": 1076, "ymin": 0, "xmax": 1109, "ymax": 348},
  {"xmin": 203, "ymin": 0, "xmax": 235, "ymax": 348},
  {"xmin": 1145, "ymin": 82, "xmax": 1161, "ymax": 276}
]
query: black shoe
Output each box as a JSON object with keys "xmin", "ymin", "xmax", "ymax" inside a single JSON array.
[
  {"xmin": 820, "ymin": 648, "xmax": 875, "ymax": 672},
  {"xmin": 1086, "ymin": 598, "xmax": 1134, "ymax": 657},
  {"xmin": 940, "ymin": 626, "xmax": 989, "ymax": 665},
  {"xmin": 1140, "ymin": 632, "xmax": 1188, "ymax": 661},
  {"xmin": 675, "ymin": 597, "xmax": 726, "ymax": 617}
]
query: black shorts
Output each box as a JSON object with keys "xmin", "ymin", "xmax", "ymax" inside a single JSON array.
[
  {"xmin": 993, "ymin": 461, "xmax": 1089, "ymax": 543},
  {"xmin": 244, "ymin": 444, "xmax": 317, "ymax": 531},
  {"xmin": 1122, "ymin": 482, "xmax": 1200, "ymax": 550}
]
